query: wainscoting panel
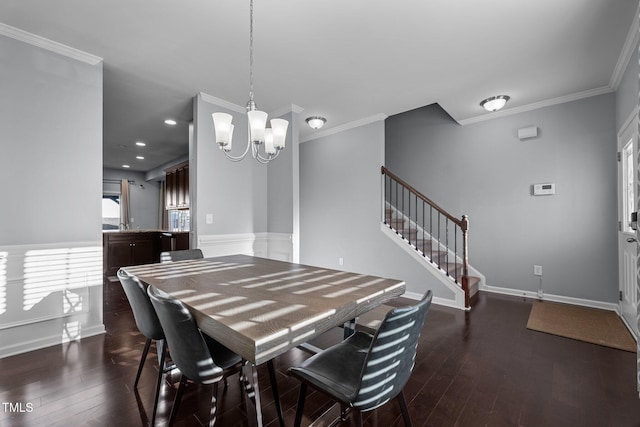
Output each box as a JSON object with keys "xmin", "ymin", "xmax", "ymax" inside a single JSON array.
[
  {"xmin": 198, "ymin": 233, "xmax": 293, "ymax": 262},
  {"xmin": 0, "ymin": 241, "xmax": 105, "ymax": 358}
]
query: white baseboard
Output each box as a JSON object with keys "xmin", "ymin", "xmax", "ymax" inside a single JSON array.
[
  {"xmin": 0, "ymin": 324, "xmax": 105, "ymax": 359},
  {"xmin": 483, "ymin": 284, "xmax": 619, "ymax": 312}
]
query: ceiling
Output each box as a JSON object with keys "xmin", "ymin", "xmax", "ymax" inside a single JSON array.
[{"xmin": 2, "ymin": 0, "xmax": 638, "ymax": 173}]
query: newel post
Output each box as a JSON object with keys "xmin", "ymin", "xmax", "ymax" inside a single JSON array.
[{"xmin": 461, "ymin": 215, "xmax": 470, "ymax": 309}]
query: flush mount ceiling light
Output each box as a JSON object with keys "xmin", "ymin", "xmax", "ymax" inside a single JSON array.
[
  {"xmin": 305, "ymin": 116, "xmax": 326, "ymax": 130},
  {"xmin": 212, "ymin": 0, "xmax": 289, "ymax": 164},
  {"xmin": 480, "ymin": 95, "xmax": 510, "ymax": 112},
  {"xmin": 164, "ymin": 119, "xmax": 177, "ymax": 126}
]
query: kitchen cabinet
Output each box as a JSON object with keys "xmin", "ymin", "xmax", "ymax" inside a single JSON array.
[
  {"xmin": 103, "ymin": 232, "xmax": 158, "ymax": 276},
  {"xmin": 165, "ymin": 163, "xmax": 189, "ymax": 209},
  {"xmin": 159, "ymin": 231, "xmax": 190, "ymax": 253},
  {"xmin": 103, "ymin": 231, "xmax": 190, "ymax": 276}
]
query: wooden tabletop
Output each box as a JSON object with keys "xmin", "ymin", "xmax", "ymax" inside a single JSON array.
[{"xmin": 122, "ymin": 254, "xmax": 405, "ymax": 365}]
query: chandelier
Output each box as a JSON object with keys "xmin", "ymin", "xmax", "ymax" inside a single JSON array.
[{"xmin": 212, "ymin": 0, "xmax": 288, "ymax": 164}]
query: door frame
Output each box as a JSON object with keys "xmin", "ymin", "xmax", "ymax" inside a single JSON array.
[{"xmin": 617, "ymin": 107, "xmax": 639, "ymax": 340}]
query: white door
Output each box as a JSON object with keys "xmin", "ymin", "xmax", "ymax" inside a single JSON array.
[{"xmin": 618, "ymin": 116, "xmax": 638, "ymax": 338}]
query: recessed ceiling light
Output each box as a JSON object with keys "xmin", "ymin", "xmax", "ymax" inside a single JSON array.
[
  {"xmin": 122, "ymin": 164, "xmax": 130, "ymax": 168},
  {"xmin": 136, "ymin": 156, "xmax": 145, "ymax": 160},
  {"xmin": 135, "ymin": 141, "xmax": 146, "ymax": 147},
  {"xmin": 164, "ymin": 119, "xmax": 177, "ymax": 126}
]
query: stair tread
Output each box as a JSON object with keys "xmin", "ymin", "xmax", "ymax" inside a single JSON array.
[{"xmin": 384, "ymin": 218, "xmax": 482, "ymax": 309}]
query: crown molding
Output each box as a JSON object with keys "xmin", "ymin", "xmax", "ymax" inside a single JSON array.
[
  {"xmin": 609, "ymin": 1, "xmax": 640, "ymax": 90},
  {"xmin": 270, "ymin": 104, "xmax": 304, "ymax": 118},
  {"xmin": 301, "ymin": 113, "xmax": 388, "ymax": 143},
  {"xmin": 198, "ymin": 92, "xmax": 246, "ymax": 114},
  {"xmin": 458, "ymin": 86, "xmax": 614, "ymax": 126},
  {"xmin": 0, "ymin": 23, "xmax": 102, "ymax": 65},
  {"xmin": 459, "ymin": 6, "xmax": 638, "ymax": 126}
]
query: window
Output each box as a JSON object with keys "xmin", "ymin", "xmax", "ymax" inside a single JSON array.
[
  {"xmin": 168, "ymin": 209, "xmax": 190, "ymax": 231},
  {"xmin": 622, "ymin": 139, "xmax": 635, "ymax": 233},
  {"xmin": 102, "ymin": 195, "xmax": 120, "ymax": 230}
]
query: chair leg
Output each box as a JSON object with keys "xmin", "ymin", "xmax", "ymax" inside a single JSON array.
[
  {"xmin": 267, "ymin": 360, "xmax": 285, "ymax": 427},
  {"xmin": 397, "ymin": 390, "xmax": 413, "ymax": 427},
  {"xmin": 293, "ymin": 383, "xmax": 307, "ymax": 427},
  {"xmin": 209, "ymin": 382, "xmax": 218, "ymax": 427},
  {"xmin": 134, "ymin": 338, "xmax": 152, "ymax": 389},
  {"xmin": 340, "ymin": 403, "xmax": 349, "ymax": 421},
  {"xmin": 168, "ymin": 375, "xmax": 188, "ymax": 427},
  {"xmin": 151, "ymin": 339, "xmax": 167, "ymax": 426}
]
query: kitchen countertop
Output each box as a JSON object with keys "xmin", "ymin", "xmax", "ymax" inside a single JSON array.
[{"xmin": 103, "ymin": 229, "xmax": 189, "ymax": 234}]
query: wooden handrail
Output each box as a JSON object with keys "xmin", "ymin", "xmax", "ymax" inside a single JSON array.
[
  {"xmin": 382, "ymin": 165, "xmax": 472, "ymax": 308},
  {"xmin": 381, "ymin": 166, "xmax": 463, "ymax": 226}
]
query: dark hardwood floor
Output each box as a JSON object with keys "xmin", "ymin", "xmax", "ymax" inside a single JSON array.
[{"xmin": 1, "ymin": 279, "xmax": 639, "ymax": 426}]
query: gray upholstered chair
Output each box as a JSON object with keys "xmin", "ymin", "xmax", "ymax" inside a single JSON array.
[
  {"xmin": 116, "ymin": 268, "xmax": 168, "ymax": 425},
  {"xmin": 147, "ymin": 285, "xmax": 244, "ymax": 426},
  {"xmin": 160, "ymin": 248, "xmax": 204, "ymax": 263},
  {"xmin": 288, "ymin": 290, "xmax": 433, "ymax": 427}
]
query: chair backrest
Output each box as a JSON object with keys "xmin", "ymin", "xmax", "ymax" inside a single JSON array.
[
  {"xmin": 353, "ymin": 290, "xmax": 433, "ymax": 411},
  {"xmin": 117, "ymin": 269, "xmax": 164, "ymax": 341},
  {"xmin": 160, "ymin": 249, "xmax": 204, "ymax": 263},
  {"xmin": 147, "ymin": 285, "xmax": 223, "ymax": 384}
]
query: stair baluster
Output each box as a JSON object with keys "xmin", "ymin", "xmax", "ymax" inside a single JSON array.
[{"xmin": 381, "ymin": 166, "xmax": 476, "ymax": 309}]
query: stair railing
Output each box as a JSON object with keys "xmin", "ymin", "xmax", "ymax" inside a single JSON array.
[{"xmin": 381, "ymin": 166, "xmax": 472, "ymax": 307}]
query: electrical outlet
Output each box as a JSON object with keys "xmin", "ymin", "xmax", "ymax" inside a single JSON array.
[
  {"xmin": 533, "ymin": 265, "xmax": 542, "ymax": 276},
  {"xmin": 206, "ymin": 213, "xmax": 213, "ymax": 224},
  {"xmin": 338, "ymin": 257, "xmax": 344, "ymax": 266}
]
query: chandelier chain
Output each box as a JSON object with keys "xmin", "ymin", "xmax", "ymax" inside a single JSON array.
[
  {"xmin": 212, "ymin": 0, "xmax": 288, "ymax": 164},
  {"xmin": 249, "ymin": 0, "xmax": 254, "ymax": 105}
]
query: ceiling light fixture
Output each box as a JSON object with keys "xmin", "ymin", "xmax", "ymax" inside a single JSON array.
[
  {"xmin": 135, "ymin": 141, "xmax": 146, "ymax": 147},
  {"xmin": 305, "ymin": 116, "xmax": 326, "ymax": 130},
  {"xmin": 212, "ymin": 0, "xmax": 288, "ymax": 164},
  {"xmin": 480, "ymin": 95, "xmax": 510, "ymax": 112},
  {"xmin": 164, "ymin": 119, "xmax": 177, "ymax": 126},
  {"xmin": 122, "ymin": 164, "xmax": 130, "ymax": 168},
  {"xmin": 136, "ymin": 156, "xmax": 145, "ymax": 160}
]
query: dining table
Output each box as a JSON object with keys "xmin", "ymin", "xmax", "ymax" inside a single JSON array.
[{"xmin": 122, "ymin": 254, "xmax": 406, "ymax": 427}]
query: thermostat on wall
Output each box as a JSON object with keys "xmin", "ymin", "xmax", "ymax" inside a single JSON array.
[{"xmin": 532, "ymin": 183, "xmax": 555, "ymax": 196}]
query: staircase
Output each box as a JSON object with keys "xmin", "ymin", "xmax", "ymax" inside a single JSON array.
[{"xmin": 381, "ymin": 166, "xmax": 481, "ymax": 309}]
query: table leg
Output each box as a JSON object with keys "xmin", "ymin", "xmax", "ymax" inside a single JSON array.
[
  {"xmin": 241, "ymin": 363, "xmax": 263, "ymax": 427},
  {"xmin": 240, "ymin": 361, "xmax": 285, "ymax": 427},
  {"xmin": 267, "ymin": 360, "xmax": 285, "ymax": 427}
]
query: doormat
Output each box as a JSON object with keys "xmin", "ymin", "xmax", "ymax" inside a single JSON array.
[{"xmin": 526, "ymin": 301, "xmax": 636, "ymax": 353}]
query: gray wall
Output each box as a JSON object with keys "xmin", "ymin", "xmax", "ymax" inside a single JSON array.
[
  {"xmin": 300, "ymin": 120, "xmax": 456, "ymax": 301},
  {"xmin": 1, "ymin": 36, "xmax": 103, "ymax": 246},
  {"xmin": 386, "ymin": 94, "xmax": 618, "ymax": 302},
  {"xmin": 103, "ymin": 168, "xmax": 161, "ymax": 230},
  {"xmin": 0, "ymin": 34, "xmax": 104, "ymax": 356},
  {"xmin": 267, "ymin": 111, "xmax": 295, "ymax": 234}
]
